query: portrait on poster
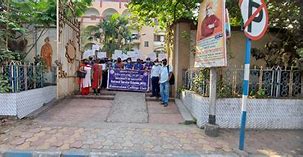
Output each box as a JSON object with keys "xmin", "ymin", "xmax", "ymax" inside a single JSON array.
[{"xmin": 195, "ymin": 0, "xmax": 227, "ymax": 68}]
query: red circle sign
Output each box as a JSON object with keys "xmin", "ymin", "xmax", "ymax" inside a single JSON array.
[{"xmin": 239, "ymin": 0, "xmax": 269, "ymax": 40}]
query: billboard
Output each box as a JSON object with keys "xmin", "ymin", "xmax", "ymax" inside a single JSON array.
[{"xmin": 195, "ymin": 0, "xmax": 227, "ymax": 67}]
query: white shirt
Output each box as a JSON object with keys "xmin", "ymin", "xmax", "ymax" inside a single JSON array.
[
  {"xmin": 82, "ymin": 65, "xmax": 92, "ymax": 88},
  {"xmin": 151, "ymin": 65, "xmax": 161, "ymax": 77},
  {"xmin": 159, "ymin": 65, "xmax": 173, "ymax": 83},
  {"xmin": 101, "ymin": 63, "xmax": 107, "ymax": 70}
]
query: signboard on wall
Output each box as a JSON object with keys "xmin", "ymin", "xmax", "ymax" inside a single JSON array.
[{"xmin": 195, "ymin": 0, "xmax": 227, "ymax": 67}]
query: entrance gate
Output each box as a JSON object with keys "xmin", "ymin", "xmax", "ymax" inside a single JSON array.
[{"xmin": 57, "ymin": 0, "xmax": 81, "ymax": 98}]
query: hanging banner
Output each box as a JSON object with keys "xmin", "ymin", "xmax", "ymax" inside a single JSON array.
[
  {"xmin": 195, "ymin": 0, "xmax": 227, "ymax": 67},
  {"xmin": 107, "ymin": 69, "xmax": 150, "ymax": 92}
]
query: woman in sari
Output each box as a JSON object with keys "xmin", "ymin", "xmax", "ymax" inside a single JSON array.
[{"xmin": 92, "ymin": 59, "xmax": 103, "ymax": 95}]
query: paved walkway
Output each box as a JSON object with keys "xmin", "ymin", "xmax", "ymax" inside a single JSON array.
[
  {"xmin": 107, "ymin": 92, "xmax": 148, "ymax": 123},
  {"xmin": 0, "ymin": 92, "xmax": 302, "ymax": 156}
]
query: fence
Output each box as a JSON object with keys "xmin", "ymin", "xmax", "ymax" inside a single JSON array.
[
  {"xmin": 183, "ymin": 66, "xmax": 303, "ymax": 98},
  {"xmin": 0, "ymin": 63, "xmax": 45, "ymax": 93}
]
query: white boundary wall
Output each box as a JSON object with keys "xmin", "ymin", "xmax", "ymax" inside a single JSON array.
[
  {"xmin": 181, "ymin": 90, "xmax": 303, "ymax": 129},
  {"xmin": 0, "ymin": 86, "xmax": 56, "ymax": 118}
]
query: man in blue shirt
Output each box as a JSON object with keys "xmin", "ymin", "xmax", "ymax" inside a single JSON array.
[
  {"xmin": 124, "ymin": 58, "xmax": 133, "ymax": 70},
  {"xmin": 134, "ymin": 58, "xmax": 144, "ymax": 70},
  {"xmin": 144, "ymin": 57, "xmax": 153, "ymax": 70}
]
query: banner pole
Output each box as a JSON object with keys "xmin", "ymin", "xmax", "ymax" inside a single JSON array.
[{"xmin": 239, "ymin": 37, "xmax": 251, "ymax": 150}]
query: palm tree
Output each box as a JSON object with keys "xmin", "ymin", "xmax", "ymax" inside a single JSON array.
[{"xmin": 82, "ymin": 13, "xmax": 133, "ymax": 57}]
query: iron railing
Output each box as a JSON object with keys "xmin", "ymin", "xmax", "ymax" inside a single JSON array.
[
  {"xmin": 183, "ymin": 66, "xmax": 303, "ymax": 98},
  {"xmin": 0, "ymin": 63, "xmax": 46, "ymax": 93}
]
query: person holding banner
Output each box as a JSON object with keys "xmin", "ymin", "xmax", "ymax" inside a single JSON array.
[
  {"xmin": 124, "ymin": 58, "xmax": 133, "ymax": 70},
  {"xmin": 92, "ymin": 59, "xmax": 103, "ymax": 95},
  {"xmin": 134, "ymin": 58, "xmax": 144, "ymax": 70},
  {"xmin": 114, "ymin": 57, "xmax": 124, "ymax": 69},
  {"xmin": 159, "ymin": 59, "xmax": 173, "ymax": 107},
  {"xmin": 144, "ymin": 57, "xmax": 153, "ymax": 70}
]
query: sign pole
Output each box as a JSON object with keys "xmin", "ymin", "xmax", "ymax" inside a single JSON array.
[
  {"xmin": 239, "ymin": 37, "xmax": 251, "ymax": 150},
  {"xmin": 209, "ymin": 67, "xmax": 217, "ymax": 125}
]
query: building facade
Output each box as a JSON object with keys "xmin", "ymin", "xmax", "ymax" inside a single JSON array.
[{"xmin": 80, "ymin": 0, "xmax": 166, "ymax": 60}]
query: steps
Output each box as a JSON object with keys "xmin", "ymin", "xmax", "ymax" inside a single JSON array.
[
  {"xmin": 73, "ymin": 94, "xmax": 115, "ymax": 100},
  {"xmin": 175, "ymin": 99, "xmax": 195, "ymax": 125},
  {"xmin": 145, "ymin": 93, "xmax": 175, "ymax": 102}
]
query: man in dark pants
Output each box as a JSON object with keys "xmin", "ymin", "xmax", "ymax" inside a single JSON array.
[{"xmin": 150, "ymin": 59, "xmax": 161, "ymax": 97}]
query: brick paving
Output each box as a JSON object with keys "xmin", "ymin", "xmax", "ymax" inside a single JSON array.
[{"xmin": 0, "ymin": 93, "xmax": 302, "ymax": 156}]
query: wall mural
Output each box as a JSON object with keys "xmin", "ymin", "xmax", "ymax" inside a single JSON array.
[
  {"xmin": 65, "ymin": 39, "xmax": 76, "ymax": 63},
  {"xmin": 40, "ymin": 37, "xmax": 53, "ymax": 72}
]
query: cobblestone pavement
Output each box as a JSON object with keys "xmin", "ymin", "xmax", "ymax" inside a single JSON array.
[
  {"xmin": 107, "ymin": 92, "xmax": 148, "ymax": 123},
  {"xmin": 0, "ymin": 96, "xmax": 302, "ymax": 156}
]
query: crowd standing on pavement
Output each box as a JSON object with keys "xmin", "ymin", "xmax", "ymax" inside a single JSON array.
[{"xmin": 77, "ymin": 57, "xmax": 173, "ymax": 107}]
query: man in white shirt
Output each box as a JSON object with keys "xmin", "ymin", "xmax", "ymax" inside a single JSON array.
[
  {"xmin": 159, "ymin": 59, "xmax": 173, "ymax": 107},
  {"xmin": 150, "ymin": 59, "xmax": 161, "ymax": 97}
]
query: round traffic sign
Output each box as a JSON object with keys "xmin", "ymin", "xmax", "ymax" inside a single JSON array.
[{"xmin": 239, "ymin": 0, "xmax": 269, "ymax": 40}]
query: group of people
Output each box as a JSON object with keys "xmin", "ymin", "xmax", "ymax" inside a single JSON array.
[{"xmin": 78, "ymin": 56, "xmax": 173, "ymax": 107}]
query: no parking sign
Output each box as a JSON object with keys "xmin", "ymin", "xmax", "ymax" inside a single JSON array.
[
  {"xmin": 238, "ymin": 0, "xmax": 269, "ymax": 151},
  {"xmin": 240, "ymin": 0, "xmax": 269, "ymax": 40}
]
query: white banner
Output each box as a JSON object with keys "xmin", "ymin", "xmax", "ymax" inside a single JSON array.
[
  {"xmin": 158, "ymin": 52, "xmax": 167, "ymax": 61},
  {"xmin": 92, "ymin": 44, "xmax": 100, "ymax": 51},
  {"xmin": 97, "ymin": 52, "xmax": 107, "ymax": 59},
  {"xmin": 83, "ymin": 49, "xmax": 94, "ymax": 59},
  {"xmin": 148, "ymin": 52, "xmax": 157, "ymax": 61}
]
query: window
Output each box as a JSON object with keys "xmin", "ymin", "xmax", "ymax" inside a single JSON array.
[
  {"xmin": 154, "ymin": 35, "xmax": 165, "ymax": 42},
  {"xmin": 144, "ymin": 41, "xmax": 149, "ymax": 47},
  {"xmin": 131, "ymin": 33, "xmax": 139, "ymax": 40}
]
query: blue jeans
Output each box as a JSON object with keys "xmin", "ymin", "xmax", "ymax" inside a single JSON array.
[{"xmin": 160, "ymin": 81, "xmax": 169, "ymax": 104}]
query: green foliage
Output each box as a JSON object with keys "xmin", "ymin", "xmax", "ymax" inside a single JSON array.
[
  {"xmin": 249, "ymin": 1, "xmax": 302, "ymax": 68},
  {"xmin": 128, "ymin": 0, "xmax": 200, "ymax": 29},
  {"xmin": 250, "ymin": 88, "xmax": 267, "ymax": 99},
  {"xmin": 0, "ymin": 75, "xmax": 10, "ymax": 93},
  {"xmin": 191, "ymin": 69, "xmax": 209, "ymax": 96},
  {"xmin": 83, "ymin": 14, "xmax": 133, "ymax": 55},
  {"xmin": 0, "ymin": 0, "xmax": 92, "ymax": 64},
  {"xmin": 217, "ymin": 81, "xmax": 233, "ymax": 98}
]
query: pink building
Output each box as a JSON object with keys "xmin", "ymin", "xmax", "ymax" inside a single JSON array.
[{"xmin": 80, "ymin": 0, "xmax": 166, "ymax": 59}]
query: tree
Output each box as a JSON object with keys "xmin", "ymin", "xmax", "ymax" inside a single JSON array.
[
  {"xmin": 0, "ymin": 0, "xmax": 93, "ymax": 64},
  {"xmin": 128, "ymin": 0, "xmax": 200, "ymax": 29},
  {"xmin": 83, "ymin": 13, "xmax": 133, "ymax": 55},
  {"xmin": 250, "ymin": 0, "xmax": 303, "ymax": 68},
  {"xmin": 128, "ymin": 0, "xmax": 303, "ymax": 68}
]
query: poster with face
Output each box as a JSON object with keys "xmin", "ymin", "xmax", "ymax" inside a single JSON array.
[{"xmin": 195, "ymin": 0, "xmax": 227, "ymax": 68}]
